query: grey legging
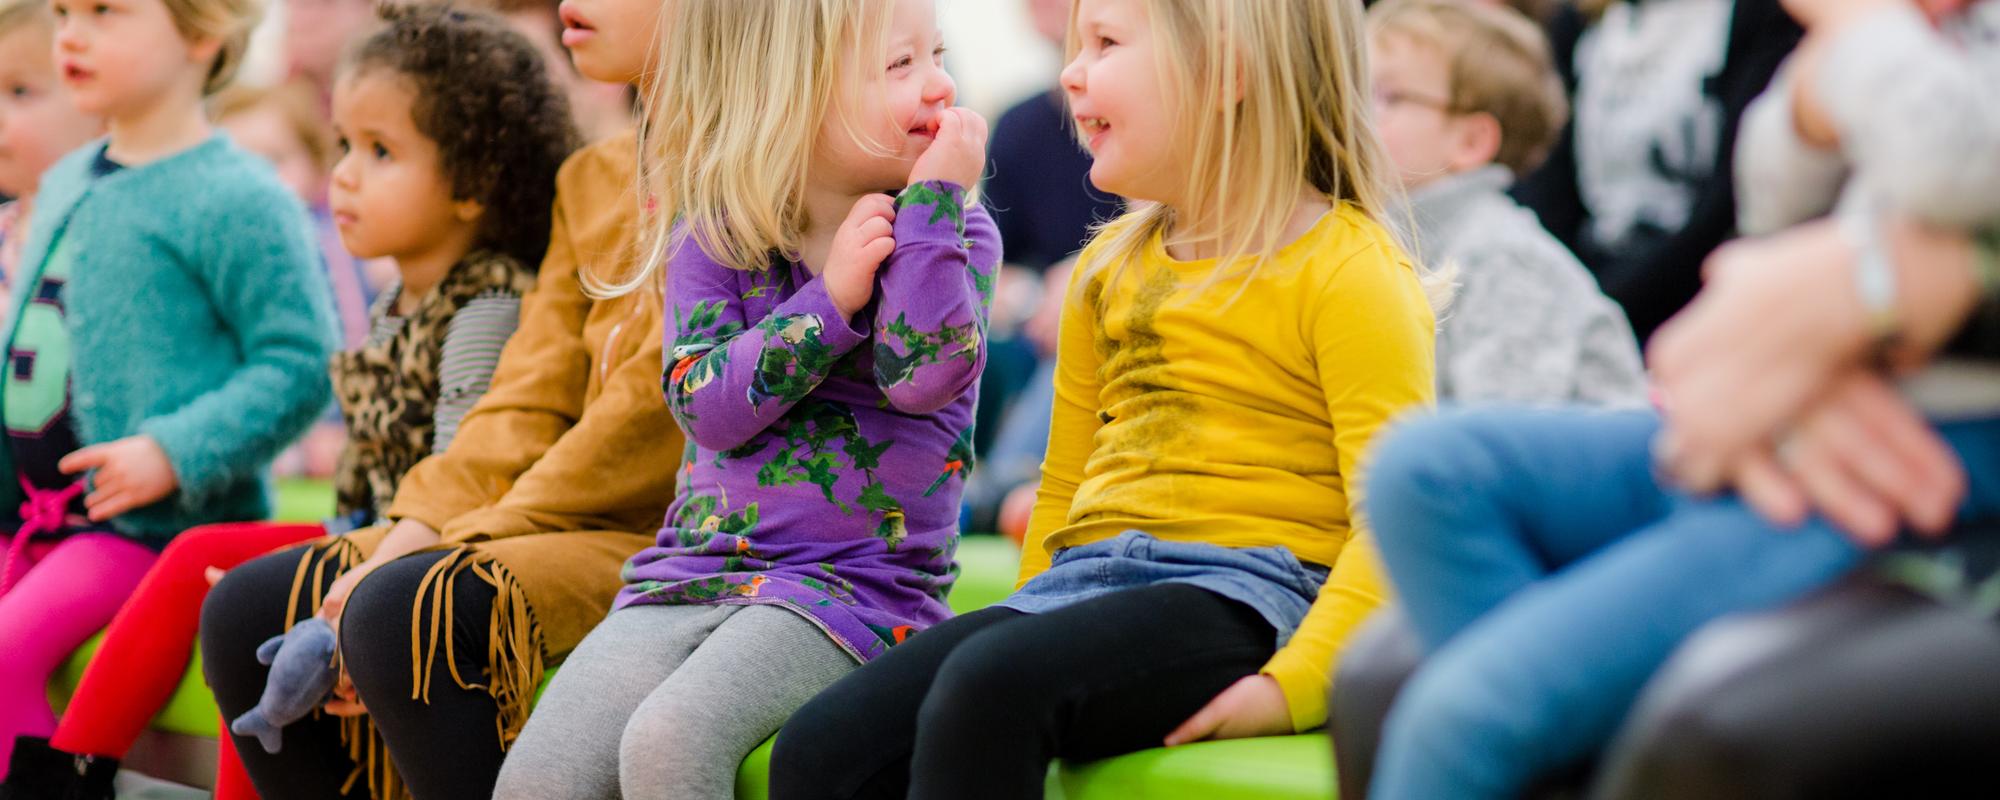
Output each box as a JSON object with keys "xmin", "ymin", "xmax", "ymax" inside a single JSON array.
[{"xmin": 494, "ymin": 603, "xmax": 855, "ymax": 800}]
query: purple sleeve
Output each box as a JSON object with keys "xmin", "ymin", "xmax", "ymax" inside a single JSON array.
[
  {"xmin": 869, "ymin": 181, "xmax": 1002, "ymax": 414},
  {"xmin": 663, "ymin": 232, "xmax": 869, "ymax": 451}
]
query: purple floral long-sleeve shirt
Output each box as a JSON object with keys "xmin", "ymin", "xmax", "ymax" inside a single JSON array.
[{"xmin": 615, "ymin": 182, "xmax": 999, "ymax": 661}]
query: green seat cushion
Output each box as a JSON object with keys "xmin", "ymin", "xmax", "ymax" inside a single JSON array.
[
  {"xmin": 948, "ymin": 535, "xmax": 1020, "ymax": 614},
  {"xmin": 52, "ymin": 634, "xmax": 220, "ymax": 738},
  {"xmin": 1049, "ymin": 734, "xmax": 1336, "ymax": 799},
  {"xmin": 732, "ymin": 735, "xmax": 1337, "ymax": 800},
  {"xmin": 275, "ymin": 478, "xmax": 337, "ymax": 523},
  {"xmin": 736, "ymin": 737, "xmax": 776, "ymax": 800}
]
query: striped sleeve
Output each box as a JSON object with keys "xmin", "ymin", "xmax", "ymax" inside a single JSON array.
[{"xmin": 433, "ymin": 290, "xmax": 525, "ymax": 453}]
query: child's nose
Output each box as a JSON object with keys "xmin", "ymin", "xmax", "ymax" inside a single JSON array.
[
  {"xmin": 1059, "ymin": 57, "xmax": 1085, "ymax": 96},
  {"xmin": 330, "ymin": 156, "xmax": 359, "ymax": 190},
  {"xmin": 922, "ymin": 67, "xmax": 955, "ymax": 107}
]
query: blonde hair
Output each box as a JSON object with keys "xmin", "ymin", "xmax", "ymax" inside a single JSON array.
[
  {"xmin": 0, "ymin": 0, "xmax": 52, "ymax": 41},
  {"xmin": 162, "ymin": 0, "xmax": 264, "ymax": 95},
  {"xmin": 1369, "ymin": 0, "xmax": 1567, "ymax": 177},
  {"xmin": 1075, "ymin": 0, "xmax": 1445, "ymax": 308},
  {"xmin": 586, "ymin": 0, "xmax": 893, "ymax": 297}
]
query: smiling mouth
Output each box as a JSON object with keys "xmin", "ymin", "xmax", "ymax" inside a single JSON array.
[{"xmin": 1077, "ymin": 116, "xmax": 1109, "ymax": 146}]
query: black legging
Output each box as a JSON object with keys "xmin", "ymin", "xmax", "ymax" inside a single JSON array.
[
  {"xmin": 769, "ymin": 583, "xmax": 1276, "ymax": 800},
  {"xmin": 201, "ymin": 547, "xmax": 503, "ymax": 800},
  {"xmin": 1593, "ymin": 579, "xmax": 2000, "ymax": 800}
]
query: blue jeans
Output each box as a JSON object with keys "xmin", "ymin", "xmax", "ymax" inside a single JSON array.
[{"xmin": 1362, "ymin": 407, "xmax": 2000, "ymax": 800}]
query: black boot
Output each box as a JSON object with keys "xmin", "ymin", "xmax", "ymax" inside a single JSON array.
[{"xmin": 0, "ymin": 738, "xmax": 116, "ymax": 800}]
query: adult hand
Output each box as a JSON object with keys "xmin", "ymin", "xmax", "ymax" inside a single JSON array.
[
  {"xmin": 1722, "ymin": 370, "xmax": 1964, "ymax": 546},
  {"xmin": 1652, "ymin": 218, "xmax": 1983, "ymax": 493},
  {"xmin": 1651, "ymin": 222, "xmax": 1874, "ymax": 491}
]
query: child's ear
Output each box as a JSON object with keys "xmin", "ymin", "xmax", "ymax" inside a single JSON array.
[
  {"xmin": 1448, "ymin": 111, "xmax": 1504, "ymax": 173},
  {"xmin": 454, "ymin": 198, "xmax": 485, "ymax": 224},
  {"xmin": 186, "ymin": 34, "xmax": 224, "ymax": 72}
]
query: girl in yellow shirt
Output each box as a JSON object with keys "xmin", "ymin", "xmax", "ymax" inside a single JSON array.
[{"xmin": 771, "ymin": 0, "xmax": 1440, "ymax": 796}]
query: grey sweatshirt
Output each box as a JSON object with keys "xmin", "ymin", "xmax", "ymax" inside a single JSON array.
[{"xmin": 1411, "ymin": 167, "xmax": 1650, "ymax": 407}]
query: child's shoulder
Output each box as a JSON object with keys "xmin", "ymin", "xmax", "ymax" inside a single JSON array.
[
  {"xmin": 1296, "ymin": 203, "xmax": 1414, "ymax": 281},
  {"xmin": 459, "ymin": 249, "xmax": 540, "ymax": 296},
  {"xmin": 36, "ymin": 139, "xmax": 107, "ymax": 196},
  {"xmin": 145, "ymin": 136, "xmax": 306, "ymax": 223},
  {"xmin": 202, "ymin": 138, "xmax": 302, "ymax": 202},
  {"xmin": 555, "ymin": 129, "xmax": 638, "ymax": 201}
]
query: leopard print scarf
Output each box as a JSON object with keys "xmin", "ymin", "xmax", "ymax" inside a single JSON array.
[{"xmin": 329, "ymin": 251, "xmax": 535, "ymax": 521}]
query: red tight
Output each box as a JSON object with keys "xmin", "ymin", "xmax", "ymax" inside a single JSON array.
[{"xmin": 49, "ymin": 522, "xmax": 325, "ymax": 798}]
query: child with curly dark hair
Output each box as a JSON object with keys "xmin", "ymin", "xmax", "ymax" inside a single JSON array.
[{"xmin": 20, "ymin": 6, "xmax": 579, "ymax": 799}]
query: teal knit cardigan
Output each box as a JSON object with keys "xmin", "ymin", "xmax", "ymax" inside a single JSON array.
[{"xmin": 6, "ymin": 135, "xmax": 337, "ymax": 547}]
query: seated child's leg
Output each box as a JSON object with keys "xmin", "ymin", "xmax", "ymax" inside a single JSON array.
[
  {"xmin": 0, "ymin": 533, "xmax": 156, "ymax": 777},
  {"xmin": 770, "ymin": 606, "xmax": 1023, "ymax": 800},
  {"xmin": 212, "ymin": 713, "xmax": 260, "ymax": 800},
  {"xmin": 338, "ymin": 551, "xmax": 508, "ymax": 800},
  {"xmin": 51, "ymin": 522, "xmax": 327, "ymax": 759},
  {"xmin": 494, "ymin": 603, "xmax": 750, "ymax": 800},
  {"xmin": 907, "ymin": 583, "xmax": 1275, "ymax": 800},
  {"xmin": 1367, "ymin": 407, "xmax": 1676, "ymax": 648},
  {"xmin": 615, "ymin": 606, "xmax": 853, "ymax": 800},
  {"xmin": 201, "ymin": 546, "xmax": 354, "ymax": 800},
  {"xmin": 1373, "ymin": 498, "xmax": 1867, "ymax": 800}
]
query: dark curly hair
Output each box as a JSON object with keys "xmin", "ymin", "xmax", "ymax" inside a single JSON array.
[{"xmin": 343, "ymin": 3, "xmax": 580, "ymax": 268}]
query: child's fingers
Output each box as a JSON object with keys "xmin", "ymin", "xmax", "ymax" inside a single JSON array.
[
  {"xmin": 846, "ymin": 194, "xmax": 896, "ymax": 227},
  {"xmin": 58, "ymin": 445, "xmax": 111, "ymax": 475},
  {"xmin": 1163, "ymin": 713, "xmax": 1219, "ymax": 747},
  {"xmin": 859, "ymin": 236, "xmax": 896, "ymax": 267},
  {"xmin": 960, "ymin": 108, "xmax": 990, "ymax": 144},
  {"xmin": 85, "ymin": 489, "xmax": 133, "ymax": 522},
  {"xmin": 323, "ymin": 673, "xmax": 367, "ymax": 717},
  {"xmin": 1163, "ymin": 699, "xmax": 1226, "ymax": 747},
  {"xmin": 859, "ymin": 216, "xmax": 893, "ymax": 241}
]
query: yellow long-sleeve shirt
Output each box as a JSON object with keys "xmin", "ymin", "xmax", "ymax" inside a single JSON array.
[{"xmin": 1020, "ymin": 204, "xmax": 1436, "ymax": 731}]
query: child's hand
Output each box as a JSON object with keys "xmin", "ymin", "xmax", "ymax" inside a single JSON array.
[
  {"xmin": 323, "ymin": 669, "xmax": 368, "ymax": 717},
  {"xmin": 1164, "ymin": 674, "xmax": 1293, "ymax": 746},
  {"xmin": 908, "ymin": 107, "xmax": 990, "ymax": 190},
  {"xmin": 825, "ymin": 194, "xmax": 898, "ymax": 322},
  {"xmin": 59, "ymin": 435, "xmax": 179, "ymax": 522}
]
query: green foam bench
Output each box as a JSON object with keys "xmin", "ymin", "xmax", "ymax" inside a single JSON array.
[{"xmin": 51, "ymin": 482, "xmax": 1339, "ymax": 798}]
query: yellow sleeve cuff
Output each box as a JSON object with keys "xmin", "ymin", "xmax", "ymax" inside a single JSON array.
[{"xmin": 1261, "ymin": 648, "xmax": 1332, "ymax": 732}]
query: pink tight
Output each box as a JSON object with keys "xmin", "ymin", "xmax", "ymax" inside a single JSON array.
[{"xmin": 0, "ymin": 532, "xmax": 156, "ymax": 780}]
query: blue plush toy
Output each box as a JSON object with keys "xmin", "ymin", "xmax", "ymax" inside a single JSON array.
[{"xmin": 229, "ymin": 617, "xmax": 339, "ymax": 754}]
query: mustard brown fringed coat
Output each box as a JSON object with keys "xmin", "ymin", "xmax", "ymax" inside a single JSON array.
[{"xmin": 283, "ymin": 132, "xmax": 685, "ymax": 799}]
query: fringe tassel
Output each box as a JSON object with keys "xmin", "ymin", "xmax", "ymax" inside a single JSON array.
[
  {"xmin": 281, "ymin": 539, "xmax": 394, "ymax": 798},
  {"xmin": 284, "ymin": 541, "xmax": 547, "ymax": 800},
  {"xmin": 285, "ymin": 537, "xmax": 362, "ymax": 630}
]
